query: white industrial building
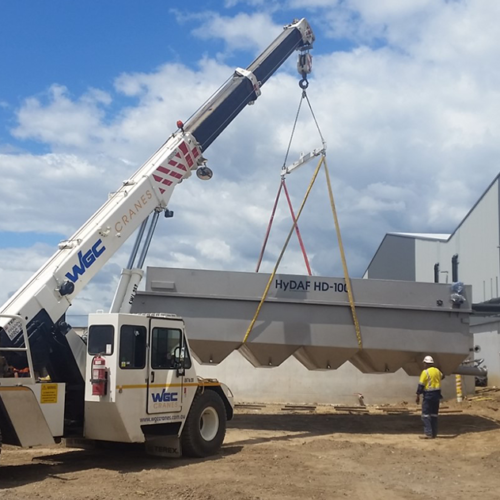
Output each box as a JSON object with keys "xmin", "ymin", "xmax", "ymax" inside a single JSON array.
[
  {"xmin": 364, "ymin": 174, "xmax": 500, "ymax": 302},
  {"xmin": 365, "ymin": 174, "xmax": 500, "ymax": 386}
]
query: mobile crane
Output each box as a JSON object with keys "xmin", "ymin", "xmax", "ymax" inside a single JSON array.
[{"xmin": 0, "ymin": 19, "xmax": 315, "ymax": 458}]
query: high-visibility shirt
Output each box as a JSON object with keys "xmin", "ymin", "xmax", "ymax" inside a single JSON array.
[{"xmin": 419, "ymin": 367, "xmax": 443, "ymax": 391}]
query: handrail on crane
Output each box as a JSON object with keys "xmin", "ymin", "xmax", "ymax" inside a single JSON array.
[{"xmin": 0, "ymin": 314, "xmax": 36, "ymax": 385}]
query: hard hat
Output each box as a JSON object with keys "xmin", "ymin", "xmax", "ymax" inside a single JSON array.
[{"xmin": 423, "ymin": 355, "xmax": 434, "ymax": 364}]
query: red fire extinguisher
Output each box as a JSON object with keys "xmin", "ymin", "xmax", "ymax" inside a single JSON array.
[{"xmin": 91, "ymin": 355, "xmax": 107, "ymax": 396}]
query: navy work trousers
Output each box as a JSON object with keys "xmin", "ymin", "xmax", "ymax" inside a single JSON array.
[{"xmin": 421, "ymin": 391, "xmax": 441, "ymax": 437}]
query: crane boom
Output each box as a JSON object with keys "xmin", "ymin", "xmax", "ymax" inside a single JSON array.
[{"xmin": 0, "ymin": 19, "xmax": 314, "ymax": 386}]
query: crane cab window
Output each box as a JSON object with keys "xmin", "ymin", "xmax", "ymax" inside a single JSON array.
[
  {"xmin": 151, "ymin": 327, "xmax": 191, "ymax": 370},
  {"xmin": 120, "ymin": 325, "xmax": 147, "ymax": 369},
  {"xmin": 88, "ymin": 325, "xmax": 114, "ymax": 355}
]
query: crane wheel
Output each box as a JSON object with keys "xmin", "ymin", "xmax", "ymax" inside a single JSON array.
[{"xmin": 181, "ymin": 390, "xmax": 226, "ymax": 457}]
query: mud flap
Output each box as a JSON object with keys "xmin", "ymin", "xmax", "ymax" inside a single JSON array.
[{"xmin": 144, "ymin": 435, "xmax": 182, "ymax": 458}]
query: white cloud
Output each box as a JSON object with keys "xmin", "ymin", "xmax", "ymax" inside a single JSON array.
[
  {"xmin": 0, "ymin": 244, "xmax": 54, "ymax": 304},
  {"xmin": 188, "ymin": 12, "xmax": 282, "ymax": 54},
  {"xmin": 196, "ymin": 238, "xmax": 232, "ymax": 262},
  {"xmin": 0, "ymin": 153, "xmax": 108, "ymax": 234},
  {"xmin": 12, "ymin": 85, "xmax": 110, "ymax": 150}
]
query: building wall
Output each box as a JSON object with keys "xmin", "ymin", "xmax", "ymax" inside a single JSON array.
[
  {"xmin": 473, "ymin": 332, "xmax": 500, "ymax": 387},
  {"xmin": 364, "ymin": 234, "xmax": 415, "ymax": 280},
  {"xmin": 470, "ymin": 320, "xmax": 500, "ymax": 387},
  {"xmin": 195, "ymin": 350, "xmax": 470, "ymax": 405},
  {"xmin": 415, "ymin": 179, "xmax": 500, "ymax": 302},
  {"xmin": 365, "ymin": 178, "xmax": 500, "ymax": 303},
  {"xmin": 413, "ymin": 238, "xmax": 446, "ymax": 283}
]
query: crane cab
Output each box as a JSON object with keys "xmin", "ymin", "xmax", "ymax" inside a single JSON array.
[{"xmin": 84, "ymin": 312, "xmax": 233, "ymax": 457}]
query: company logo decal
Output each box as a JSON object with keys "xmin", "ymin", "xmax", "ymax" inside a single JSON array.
[
  {"xmin": 65, "ymin": 239, "xmax": 106, "ymax": 283},
  {"xmin": 151, "ymin": 389, "xmax": 178, "ymax": 403}
]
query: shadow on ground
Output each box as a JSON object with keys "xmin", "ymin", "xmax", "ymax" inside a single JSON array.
[
  {"xmin": 0, "ymin": 444, "xmax": 242, "ymax": 489},
  {"xmin": 229, "ymin": 412, "xmax": 499, "ymax": 439}
]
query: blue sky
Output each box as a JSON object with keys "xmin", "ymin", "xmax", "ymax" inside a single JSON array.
[
  {"xmin": 0, "ymin": 1, "xmax": 349, "ymax": 145},
  {"xmin": 1, "ymin": 1, "xmax": 500, "ymax": 320},
  {"xmin": 1, "ymin": 2, "xmax": 220, "ymax": 148},
  {"xmin": 1, "ymin": 2, "xmax": 220, "ymax": 97}
]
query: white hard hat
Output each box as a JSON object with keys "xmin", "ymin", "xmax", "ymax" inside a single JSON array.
[{"xmin": 423, "ymin": 355, "xmax": 434, "ymax": 364}]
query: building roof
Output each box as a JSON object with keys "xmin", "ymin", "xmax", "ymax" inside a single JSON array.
[{"xmin": 389, "ymin": 232, "xmax": 451, "ymax": 241}]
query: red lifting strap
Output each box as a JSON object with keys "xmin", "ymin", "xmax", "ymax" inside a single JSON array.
[
  {"xmin": 255, "ymin": 178, "xmax": 312, "ymax": 276},
  {"xmin": 282, "ymin": 179, "xmax": 312, "ymax": 276}
]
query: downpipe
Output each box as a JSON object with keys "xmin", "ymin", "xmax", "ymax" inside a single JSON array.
[{"xmin": 452, "ymin": 365, "xmax": 488, "ymax": 377}]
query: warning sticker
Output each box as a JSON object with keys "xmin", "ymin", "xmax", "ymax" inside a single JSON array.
[
  {"xmin": 40, "ymin": 383, "xmax": 58, "ymax": 404},
  {"xmin": 3, "ymin": 318, "xmax": 23, "ymax": 341}
]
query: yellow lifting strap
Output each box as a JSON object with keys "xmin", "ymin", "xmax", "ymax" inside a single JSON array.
[
  {"xmin": 323, "ymin": 158, "xmax": 363, "ymax": 349},
  {"xmin": 242, "ymin": 155, "xmax": 363, "ymax": 349}
]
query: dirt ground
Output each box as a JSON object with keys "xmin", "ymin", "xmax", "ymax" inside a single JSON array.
[{"xmin": 1, "ymin": 389, "xmax": 500, "ymax": 500}]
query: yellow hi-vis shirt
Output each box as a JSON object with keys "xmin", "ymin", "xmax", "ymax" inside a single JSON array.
[{"xmin": 419, "ymin": 366, "xmax": 443, "ymax": 391}]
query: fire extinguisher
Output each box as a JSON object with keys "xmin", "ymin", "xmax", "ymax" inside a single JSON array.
[{"xmin": 91, "ymin": 355, "xmax": 107, "ymax": 396}]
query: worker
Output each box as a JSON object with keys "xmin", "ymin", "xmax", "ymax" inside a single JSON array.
[
  {"xmin": 416, "ymin": 355, "xmax": 444, "ymax": 439},
  {"xmin": 0, "ymin": 354, "xmax": 13, "ymax": 377}
]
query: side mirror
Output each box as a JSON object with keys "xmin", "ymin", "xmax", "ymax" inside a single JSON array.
[
  {"xmin": 173, "ymin": 346, "xmax": 186, "ymax": 362},
  {"xmin": 173, "ymin": 346, "xmax": 186, "ymax": 377}
]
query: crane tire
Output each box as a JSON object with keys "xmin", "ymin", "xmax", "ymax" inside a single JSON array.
[{"xmin": 181, "ymin": 390, "xmax": 226, "ymax": 458}]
